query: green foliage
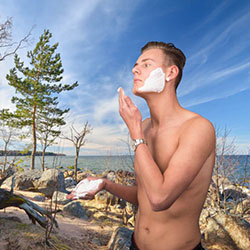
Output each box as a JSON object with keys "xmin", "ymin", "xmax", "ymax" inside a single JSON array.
[
  {"xmin": 0, "ymin": 109, "xmax": 20, "ymax": 128},
  {"xmin": 3, "ymin": 29, "xmax": 78, "ymax": 169},
  {"xmin": 6, "ymin": 29, "xmax": 78, "ymax": 128}
]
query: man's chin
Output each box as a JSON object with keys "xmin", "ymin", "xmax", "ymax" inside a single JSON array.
[
  {"xmin": 133, "ymin": 88, "xmax": 141, "ymax": 96},
  {"xmin": 133, "ymin": 89, "xmax": 148, "ymax": 98}
]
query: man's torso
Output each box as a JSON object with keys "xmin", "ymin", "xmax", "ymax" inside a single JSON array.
[{"xmin": 133, "ymin": 111, "xmax": 215, "ymax": 250}]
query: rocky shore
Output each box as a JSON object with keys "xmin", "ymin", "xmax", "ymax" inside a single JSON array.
[{"xmin": 0, "ymin": 167, "xmax": 249, "ymax": 250}]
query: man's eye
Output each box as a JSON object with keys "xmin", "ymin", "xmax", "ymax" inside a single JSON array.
[{"xmin": 144, "ymin": 63, "xmax": 150, "ymax": 68}]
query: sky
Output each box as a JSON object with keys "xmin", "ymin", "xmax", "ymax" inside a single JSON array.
[{"xmin": 0, "ymin": 0, "xmax": 250, "ymax": 156}]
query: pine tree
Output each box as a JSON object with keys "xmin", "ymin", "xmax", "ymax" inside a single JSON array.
[{"xmin": 5, "ymin": 29, "xmax": 78, "ymax": 169}]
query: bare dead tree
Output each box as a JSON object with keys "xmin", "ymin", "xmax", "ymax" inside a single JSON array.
[
  {"xmin": 0, "ymin": 126, "xmax": 14, "ymax": 171},
  {"xmin": 118, "ymin": 133, "xmax": 135, "ymax": 171},
  {"xmin": 62, "ymin": 121, "xmax": 92, "ymax": 180},
  {"xmin": 0, "ymin": 121, "xmax": 20, "ymax": 171},
  {"xmin": 0, "ymin": 16, "xmax": 33, "ymax": 62},
  {"xmin": 212, "ymin": 126, "xmax": 249, "ymax": 214}
]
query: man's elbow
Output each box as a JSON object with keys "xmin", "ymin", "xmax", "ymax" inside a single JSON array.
[{"xmin": 149, "ymin": 195, "xmax": 173, "ymax": 212}]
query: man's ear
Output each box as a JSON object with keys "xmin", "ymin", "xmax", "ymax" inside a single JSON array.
[{"xmin": 165, "ymin": 65, "xmax": 179, "ymax": 82}]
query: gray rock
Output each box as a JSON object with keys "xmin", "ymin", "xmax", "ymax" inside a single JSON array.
[
  {"xmin": 33, "ymin": 195, "xmax": 46, "ymax": 202},
  {"xmin": 95, "ymin": 190, "xmax": 110, "ymax": 202},
  {"xmin": 106, "ymin": 171, "xmax": 116, "ymax": 182},
  {"xmin": 36, "ymin": 169, "xmax": 66, "ymax": 197},
  {"xmin": 107, "ymin": 226, "xmax": 133, "ymax": 250},
  {"xmin": 1, "ymin": 169, "xmax": 42, "ymax": 190},
  {"xmin": 64, "ymin": 177, "xmax": 77, "ymax": 188},
  {"xmin": 52, "ymin": 191, "xmax": 71, "ymax": 205},
  {"xmin": 91, "ymin": 238, "xmax": 102, "ymax": 246},
  {"xmin": 63, "ymin": 201, "xmax": 88, "ymax": 219},
  {"xmin": 222, "ymin": 188, "xmax": 248, "ymax": 201}
]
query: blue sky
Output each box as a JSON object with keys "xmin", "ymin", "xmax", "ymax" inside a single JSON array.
[{"xmin": 0, "ymin": 0, "xmax": 250, "ymax": 155}]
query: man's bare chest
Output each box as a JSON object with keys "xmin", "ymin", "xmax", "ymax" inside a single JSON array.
[{"xmin": 145, "ymin": 128, "xmax": 180, "ymax": 173}]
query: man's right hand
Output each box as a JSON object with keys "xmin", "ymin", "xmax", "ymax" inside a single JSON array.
[{"xmin": 66, "ymin": 177, "xmax": 106, "ymax": 200}]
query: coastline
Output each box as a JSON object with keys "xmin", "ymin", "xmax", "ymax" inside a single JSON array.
[{"xmin": 0, "ymin": 167, "xmax": 249, "ymax": 250}]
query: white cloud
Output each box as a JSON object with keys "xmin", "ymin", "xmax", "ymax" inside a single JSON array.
[
  {"xmin": 58, "ymin": 120, "xmax": 129, "ymax": 155},
  {"xmin": 209, "ymin": 61, "xmax": 250, "ymax": 82},
  {"xmin": 93, "ymin": 96, "xmax": 119, "ymax": 123},
  {"xmin": 53, "ymin": 0, "xmax": 141, "ymax": 50},
  {"xmin": 179, "ymin": 10, "xmax": 250, "ymax": 99},
  {"xmin": 182, "ymin": 85, "xmax": 249, "ymax": 108},
  {"xmin": 0, "ymin": 86, "xmax": 16, "ymax": 111},
  {"xmin": 188, "ymin": 10, "xmax": 250, "ymax": 65}
]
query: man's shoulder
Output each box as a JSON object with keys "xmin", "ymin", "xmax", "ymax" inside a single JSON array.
[
  {"xmin": 180, "ymin": 112, "xmax": 215, "ymax": 142},
  {"xmin": 184, "ymin": 113, "xmax": 214, "ymax": 131}
]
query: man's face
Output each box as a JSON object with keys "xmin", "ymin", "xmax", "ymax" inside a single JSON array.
[{"xmin": 132, "ymin": 48, "xmax": 167, "ymax": 95}]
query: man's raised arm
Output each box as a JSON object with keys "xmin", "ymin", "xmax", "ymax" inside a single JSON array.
[
  {"xmin": 134, "ymin": 117, "xmax": 215, "ymax": 211},
  {"xmin": 118, "ymin": 87, "xmax": 215, "ymax": 211}
]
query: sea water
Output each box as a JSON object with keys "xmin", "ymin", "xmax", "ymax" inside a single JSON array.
[
  {"xmin": 0, "ymin": 155, "xmax": 249, "ymax": 187},
  {"xmin": 0, "ymin": 155, "xmax": 134, "ymax": 174}
]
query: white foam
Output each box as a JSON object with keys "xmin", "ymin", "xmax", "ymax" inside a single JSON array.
[
  {"xmin": 138, "ymin": 67, "xmax": 165, "ymax": 93},
  {"xmin": 117, "ymin": 87, "xmax": 125, "ymax": 95},
  {"xmin": 71, "ymin": 179, "xmax": 103, "ymax": 199}
]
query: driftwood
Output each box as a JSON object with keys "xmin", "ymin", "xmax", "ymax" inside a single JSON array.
[
  {"xmin": 205, "ymin": 212, "xmax": 250, "ymax": 250},
  {"xmin": 0, "ymin": 175, "xmax": 58, "ymax": 229}
]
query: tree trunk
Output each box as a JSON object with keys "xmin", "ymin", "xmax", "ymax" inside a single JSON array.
[
  {"xmin": 215, "ymin": 160, "xmax": 220, "ymax": 209},
  {"xmin": 31, "ymin": 104, "xmax": 37, "ymax": 170},
  {"xmin": 42, "ymin": 148, "xmax": 46, "ymax": 171},
  {"xmin": 74, "ymin": 148, "xmax": 79, "ymax": 181},
  {"xmin": 3, "ymin": 143, "xmax": 8, "ymax": 172}
]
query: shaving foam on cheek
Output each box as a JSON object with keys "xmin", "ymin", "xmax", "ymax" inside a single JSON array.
[{"xmin": 138, "ymin": 67, "xmax": 165, "ymax": 93}]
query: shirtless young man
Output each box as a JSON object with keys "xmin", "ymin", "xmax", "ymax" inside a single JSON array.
[{"xmin": 91, "ymin": 42, "xmax": 215, "ymax": 250}]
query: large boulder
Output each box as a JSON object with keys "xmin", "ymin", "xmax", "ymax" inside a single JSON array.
[
  {"xmin": 63, "ymin": 201, "xmax": 88, "ymax": 219},
  {"xmin": 52, "ymin": 191, "xmax": 71, "ymax": 205},
  {"xmin": 203, "ymin": 212, "xmax": 250, "ymax": 250},
  {"xmin": 222, "ymin": 188, "xmax": 248, "ymax": 201},
  {"xmin": 1, "ymin": 169, "xmax": 42, "ymax": 190},
  {"xmin": 107, "ymin": 226, "xmax": 133, "ymax": 250},
  {"xmin": 36, "ymin": 169, "xmax": 66, "ymax": 197}
]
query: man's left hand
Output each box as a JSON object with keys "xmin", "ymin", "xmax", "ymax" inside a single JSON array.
[{"xmin": 118, "ymin": 87, "xmax": 143, "ymax": 139}]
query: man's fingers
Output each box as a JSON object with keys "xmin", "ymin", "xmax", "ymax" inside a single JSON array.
[
  {"xmin": 124, "ymin": 96, "xmax": 134, "ymax": 108},
  {"xmin": 118, "ymin": 87, "xmax": 129, "ymax": 113},
  {"xmin": 118, "ymin": 87, "xmax": 135, "ymax": 108}
]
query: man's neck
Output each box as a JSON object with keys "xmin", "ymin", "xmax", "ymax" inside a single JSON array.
[{"xmin": 145, "ymin": 88, "xmax": 183, "ymax": 128}]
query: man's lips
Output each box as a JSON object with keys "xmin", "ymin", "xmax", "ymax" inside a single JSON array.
[{"xmin": 133, "ymin": 78, "xmax": 142, "ymax": 83}]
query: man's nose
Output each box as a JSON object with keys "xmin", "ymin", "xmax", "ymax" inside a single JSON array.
[{"xmin": 132, "ymin": 65, "xmax": 140, "ymax": 75}]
